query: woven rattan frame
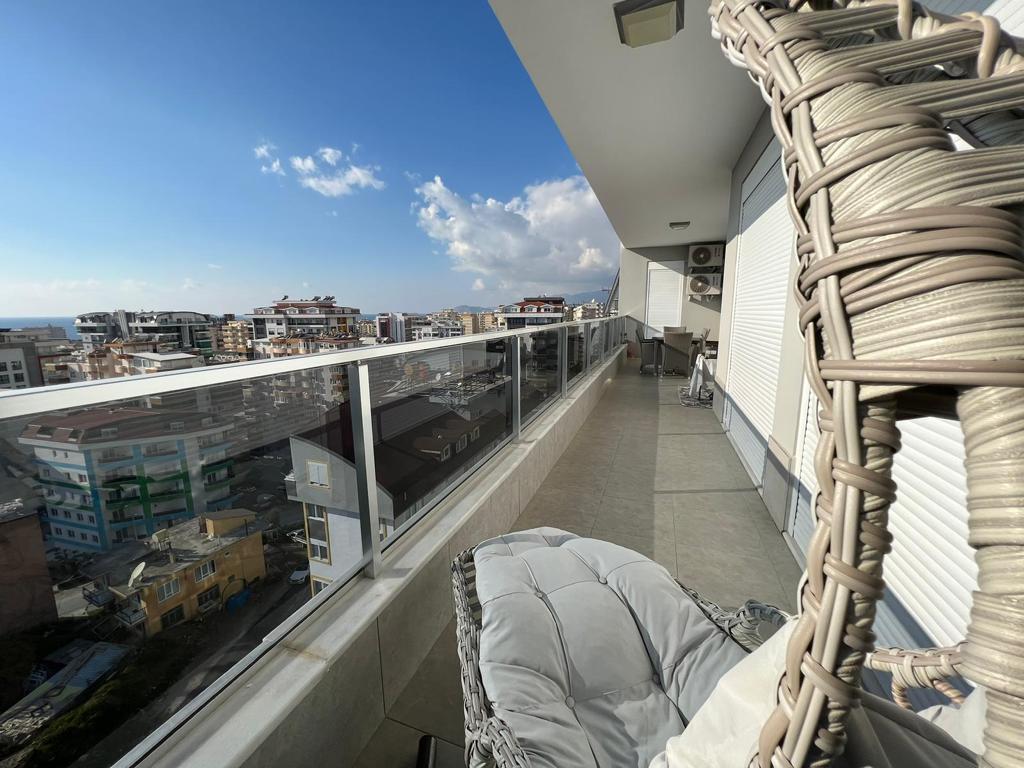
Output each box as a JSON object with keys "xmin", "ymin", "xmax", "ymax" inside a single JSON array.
[{"xmin": 708, "ymin": 1, "xmax": 1024, "ymax": 766}]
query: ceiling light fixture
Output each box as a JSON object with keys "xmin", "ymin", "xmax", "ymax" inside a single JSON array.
[
  {"xmin": 669, "ymin": 221, "xmax": 691, "ymax": 230},
  {"xmin": 614, "ymin": 0, "xmax": 684, "ymax": 48}
]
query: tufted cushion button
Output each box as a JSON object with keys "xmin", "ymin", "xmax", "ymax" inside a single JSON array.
[
  {"xmin": 653, "ymin": 673, "xmax": 661, "ymax": 685},
  {"xmin": 534, "ymin": 590, "xmax": 545, "ymax": 598},
  {"xmin": 565, "ymin": 695, "xmax": 575, "ymax": 708},
  {"xmin": 598, "ymin": 576, "xmax": 608, "ymax": 585}
]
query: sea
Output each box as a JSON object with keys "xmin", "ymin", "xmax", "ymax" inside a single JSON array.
[{"xmin": 0, "ymin": 316, "xmax": 80, "ymax": 340}]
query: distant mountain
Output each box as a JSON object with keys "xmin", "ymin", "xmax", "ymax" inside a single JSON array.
[{"xmin": 451, "ymin": 304, "xmax": 490, "ymax": 313}]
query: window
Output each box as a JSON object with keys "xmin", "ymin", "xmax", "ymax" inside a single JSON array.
[
  {"xmin": 306, "ymin": 460, "xmax": 329, "ymax": 487},
  {"xmin": 157, "ymin": 578, "xmax": 181, "ymax": 602},
  {"xmin": 11, "ymin": 360, "xmax": 22, "ymax": 370},
  {"xmin": 78, "ymin": 473, "xmax": 88, "ymax": 483},
  {"xmin": 311, "ymin": 578, "xmax": 330, "ymax": 596},
  {"xmin": 88, "ymin": 515, "xmax": 95, "ymax": 524},
  {"xmin": 307, "ymin": 504, "xmax": 326, "ymax": 521},
  {"xmin": 197, "ymin": 583, "xmax": 221, "ymax": 611},
  {"xmin": 76, "ymin": 513, "xmax": 84, "ymax": 521},
  {"xmin": 194, "ymin": 560, "xmax": 217, "ymax": 582},
  {"xmin": 169, "ymin": 421, "xmax": 185, "ymax": 432},
  {"xmin": 100, "ymin": 427, "xmax": 118, "ymax": 439},
  {"xmin": 0, "ymin": 375, "xmax": 8, "ymax": 385},
  {"xmin": 13, "ymin": 373, "xmax": 24, "ymax": 383},
  {"xmin": 0, "ymin": 362, "xmax": 6, "ymax": 371},
  {"xmin": 91, "ymin": 535, "xmax": 99, "ymax": 543},
  {"xmin": 161, "ymin": 604, "xmax": 185, "ymax": 630},
  {"xmin": 53, "ymin": 527, "xmax": 63, "ymax": 536},
  {"xmin": 309, "ymin": 542, "xmax": 329, "ymax": 562}
]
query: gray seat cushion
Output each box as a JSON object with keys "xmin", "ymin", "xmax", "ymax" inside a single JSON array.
[{"xmin": 473, "ymin": 528, "xmax": 746, "ymax": 768}]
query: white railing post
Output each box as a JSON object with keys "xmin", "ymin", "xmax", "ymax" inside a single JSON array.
[
  {"xmin": 511, "ymin": 337, "xmax": 522, "ymax": 438},
  {"xmin": 559, "ymin": 326, "xmax": 569, "ymax": 398},
  {"xmin": 584, "ymin": 322, "xmax": 593, "ymax": 373},
  {"xmin": 348, "ymin": 361, "xmax": 382, "ymax": 578}
]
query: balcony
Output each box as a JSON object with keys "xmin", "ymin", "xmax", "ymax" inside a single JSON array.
[
  {"xmin": 116, "ymin": 603, "xmax": 147, "ymax": 627},
  {"xmin": 83, "ymin": 582, "xmax": 115, "ymax": 607},
  {"xmin": 1, "ymin": 316, "xmax": 746, "ymax": 767}
]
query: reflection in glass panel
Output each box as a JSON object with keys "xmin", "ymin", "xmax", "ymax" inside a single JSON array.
[
  {"xmin": 0, "ymin": 363, "xmax": 355, "ymax": 766},
  {"xmin": 521, "ymin": 329, "xmax": 561, "ymax": 423},
  {"xmin": 567, "ymin": 325, "xmax": 586, "ymax": 385},
  {"xmin": 367, "ymin": 339, "xmax": 513, "ymax": 542},
  {"xmin": 590, "ymin": 323, "xmax": 604, "ymax": 365}
]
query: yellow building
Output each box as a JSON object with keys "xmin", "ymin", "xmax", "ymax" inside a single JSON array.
[
  {"xmin": 460, "ymin": 312, "xmax": 481, "ymax": 336},
  {"xmin": 84, "ymin": 509, "xmax": 266, "ymax": 637}
]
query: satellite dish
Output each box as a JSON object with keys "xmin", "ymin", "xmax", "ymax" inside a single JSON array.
[{"xmin": 128, "ymin": 561, "xmax": 147, "ymax": 589}]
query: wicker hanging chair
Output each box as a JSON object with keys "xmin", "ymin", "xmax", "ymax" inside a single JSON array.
[{"xmin": 453, "ymin": 1, "xmax": 1024, "ymax": 766}]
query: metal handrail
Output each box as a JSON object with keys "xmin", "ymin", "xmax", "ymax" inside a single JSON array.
[{"xmin": 0, "ymin": 317, "xmax": 620, "ymax": 419}]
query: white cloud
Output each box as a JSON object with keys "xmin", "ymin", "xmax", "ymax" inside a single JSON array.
[
  {"xmin": 290, "ymin": 155, "xmax": 318, "ymax": 175},
  {"xmin": 299, "ymin": 164, "xmax": 385, "ymax": 198},
  {"xmin": 181, "ymin": 277, "xmax": 200, "ymax": 291},
  {"xmin": 413, "ymin": 175, "xmax": 618, "ymax": 296},
  {"xmin": 207, "ymin": 263, "xmax": 223, "ymax": 270},
  {"xmin": 253, "ymin": 143, "xmax": 275, "ymax": 160},
  {"xmin": 472, "ymin": 278, "xmax": 487, "ymax": 292},
  {"xmin": 261, "ymin": 158, "xmax": 284, "ymax": 176},
  {"xmin": 317, "ymin": 147, "xmax": 344, "ymax": 166}
]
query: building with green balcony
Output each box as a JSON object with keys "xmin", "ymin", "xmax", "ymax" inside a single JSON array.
[{"xmin": 19, "ymin": 407, "xmax": 236, "ymax": 552}]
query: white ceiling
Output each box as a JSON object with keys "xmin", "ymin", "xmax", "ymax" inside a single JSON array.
[{"xmin": 489, "ymin": 0, "xmax": 765, "ymax": 249}]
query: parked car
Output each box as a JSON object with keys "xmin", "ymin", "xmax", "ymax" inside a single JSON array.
[{"xmin": 288, "ymin": 568, "xmax": 310, "ymax": 585}]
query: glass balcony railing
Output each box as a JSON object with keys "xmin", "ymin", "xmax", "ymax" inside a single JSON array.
[{"xmin": 0, "ymin": 314, "xmax": 624, "ymax": 768}]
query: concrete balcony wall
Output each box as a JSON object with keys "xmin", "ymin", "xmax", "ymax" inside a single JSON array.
[{"xmin": 137, "ymin": 347, "xmax": 625, "ymax": 768}]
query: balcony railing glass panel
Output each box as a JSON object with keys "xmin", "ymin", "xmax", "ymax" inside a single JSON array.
[
  {"xmin": 567, "ymin": 324, "xmax": 586, "ymax": 386},
  {"xmin": 367, "ymin": 337, "xmax": 514, "ymax": 543},
  {"xmin": 520, "ymin": 328, "xmax": 561, "ymax": 424}
]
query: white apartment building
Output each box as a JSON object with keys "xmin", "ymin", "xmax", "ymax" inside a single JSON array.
[
  {"xmin": 572, "ymin": 299, "xmax": 604, "ymax": 321},
  {"xmin": 412, "ymin": 319, "xmax": 464, "ymax": 341},
  {"xmin": 495, "ymin": 297, "xmax": 568, "ymax": 329},
  {"xmin": 127, "ymin": 352, "xmax": 205, "ymax": 376},
  {"xmin": 374, "ymin": 312, "xmax": 429, "ymax": 343},
  {"xmin": 74, "ymin": 310, "xmax": 214, "ymax": 356},
  {"xmin": 251, "ymin": 297, "xmax": 359, "ymax": 340}
]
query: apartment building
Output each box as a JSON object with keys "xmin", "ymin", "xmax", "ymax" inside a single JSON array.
[
  {"xmin": 82, "ymin": 509, "xmax": 266, "ymax": 637},
  {"xmin": 479, "ymin": 310, "xmax": 498, "ymax": 332},
  {"xmin": 0, "ymin": 502, "xmax": 58, "ymax": 635},
  {"xmin": 74, "ymin": 310, "xmax": 213, "ymax": 357},
  {"xmin": 0, "ymin": 343, "xmax": 42, "ymax": 390},
  {"xmin": 459, "ymin": 312, "xmax": 481, "ymax": 336},
  {"xmin": 19, "ymin": 408, "xmax": 236, "ymax": 552},
  {"xmin": 495, "ymin": 297, "xmax": 568, "ymax": 329},
  {"xmin": 572, "ymin": 299, "xmax": 603, "ymax": 321},
  {"xmin": 250, "ymin": 296, "xmax": 359, "ymax": 340},
  {"xmin": 374, "ymin": 312, "xmax": 429, "ymax": 343},
  {"xmin": 355, "ymin": 319, "xmax": 378, "ymax": 339},
  {"xmin": 0, "ymin": 326, "xmax": 72, "ymax": 357},
  {"xmin": 218, "ymin": 319, "xmax": 254, "ymax": 358},
  {"xmin": 65, "ymin": 340, "xmax": 204, "ymax": 383},
  {"xmin": 252, "ymin": 333, "xmax": 360, "ymax": 360},
  {"xmin": 411, "ymin": 319, "xmax": 464, "ymax": 341}
]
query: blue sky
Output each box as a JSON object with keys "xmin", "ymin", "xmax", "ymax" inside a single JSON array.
[{"xmin": 0, "ymin": 1, "xmax": 619, "ymax": 316}]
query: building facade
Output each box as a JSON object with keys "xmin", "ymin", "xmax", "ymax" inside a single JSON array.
[
  {"xmin": 83, "ymin": 510, "xmax": 266, "ymax": 637},
  {"xmin": 19, "ymin": 409, "xmax": 236, "ymax": 552},
  {"xmin": 572, "ymin": 299, "xmax": 604, "ymax": 321},
  {"xmin": 0, "ymin": 343, "xmax": 42, "ymax": 390},
  {"xmin": 495, "ymin": 297, "xmax": 568, "ymax": 330},
  {"xmin": 0, "ymin": 503, "xmax": 58, "ymax": 635},
  {"xmin": 74, "ymin": 310, "xmax": 213, "ymax": 357},
  {"xmin": 251, "ymin": 297, "xmax": 359, "ymax": 340},
  {"xmin": 459, "ymin": 312, "xmax": 481, "ymax": 336}
]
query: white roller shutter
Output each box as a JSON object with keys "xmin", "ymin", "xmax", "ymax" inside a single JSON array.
[
  {"xmin": 788, "ymin": 391, "xmax": 978, "ymax": 646},
  {"xmin": 724, "ymin": 142, "xmax": 793, "ymax": 481},
  {"xmin": 645, "ymin": 263, "xmax": 683, "ymax": 332},
  {"xmin": 887, "ymin": 417, "xmax": 977, "ymax": 646}
]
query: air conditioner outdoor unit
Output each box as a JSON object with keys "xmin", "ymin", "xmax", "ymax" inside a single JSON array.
[
  {"xmin": 688, "ymin": 274, "xmax": 723, "ymax": 297},
  {"xmin": 689, "ymin": 243, "xmax": 725, "ymax": 271}
]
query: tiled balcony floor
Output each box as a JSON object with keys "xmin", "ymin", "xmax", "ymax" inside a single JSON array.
[{"xmin": 355, "ymin": 359, "xmax": 803, "ymax": 766}]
